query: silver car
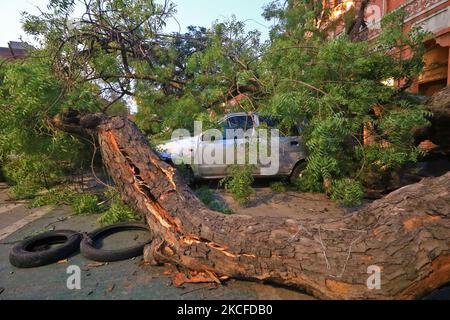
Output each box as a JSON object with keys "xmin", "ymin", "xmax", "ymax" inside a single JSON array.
[{"xmin": 157, "ymin": 112, "xmax": 307, "ymax": 183}]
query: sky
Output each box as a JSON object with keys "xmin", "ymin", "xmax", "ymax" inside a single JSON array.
[{"xmin": 0, "ymin": 0, "xmax": 271, "ymax": 47}]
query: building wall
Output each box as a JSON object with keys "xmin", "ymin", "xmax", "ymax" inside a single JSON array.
[
  {"xmin": 327, "ymin": 0, "xmax": 450, "ymax": 95},
  {"xmin": 0, "ymin": 41, "xmax": 29, "ymax": 61},
  {"xmin": 376, "ymin": 0, "xmax": 449, "ymax": 95}
]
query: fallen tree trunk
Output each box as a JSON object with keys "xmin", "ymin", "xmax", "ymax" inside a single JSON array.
[{"xmin": 58, "ymin": 111, "xmax": 450, "ymax": 300}]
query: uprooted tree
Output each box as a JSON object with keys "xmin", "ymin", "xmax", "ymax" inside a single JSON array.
[
  {"xmin": 56, "ymin": 109, "xmax": 450, "ymax": 300},
  {"xmin": 1, "ymin": 0, "xmax": 449, "ymax": 299}
]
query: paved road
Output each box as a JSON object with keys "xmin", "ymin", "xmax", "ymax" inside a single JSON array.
[
  {"xmin": 0, "ymin": 193, "xmax": 314, "ymax": 300},
  {"xmin": 0, "ymin": 183, "xmax": 448, "ymax": 300}
]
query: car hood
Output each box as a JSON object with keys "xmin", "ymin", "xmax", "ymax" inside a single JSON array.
[{"xmin": 157, "ymin": 136, "xmax": 198, "ymax": 160}]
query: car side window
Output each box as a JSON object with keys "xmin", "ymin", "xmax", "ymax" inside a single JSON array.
[
  {"xmin": 225, "ymin": 116, "xmax": 254, "ymax": 131},
  {"xmin": 259, "ymin": 116, "xmax": 300, "ymax": 137},
  {"xmin": 259, "ymin": 116, "xmax": 279, "ymax": 129}
]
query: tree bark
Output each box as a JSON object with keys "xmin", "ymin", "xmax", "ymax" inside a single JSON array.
[{"xmin": 58, "ymin": 112, "xmax": 450, "ymax": 300}]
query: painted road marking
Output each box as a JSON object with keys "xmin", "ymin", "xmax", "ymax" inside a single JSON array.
[{"xmin": 0, "ymin": 205, "xmax": 55, "ymax": 241}]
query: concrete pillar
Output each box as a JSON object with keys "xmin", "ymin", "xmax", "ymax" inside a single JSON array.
[{"xmin": 436, "ymin": 33, "xmax": 450, "ymax": 86}]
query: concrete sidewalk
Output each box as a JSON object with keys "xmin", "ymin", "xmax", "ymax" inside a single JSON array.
[{"xmin": 0, "ymin": 184, "xmax": 56, "ymax": 241}]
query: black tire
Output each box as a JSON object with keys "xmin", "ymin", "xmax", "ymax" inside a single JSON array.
[
  {"xmin": 9, "ymin": 230, "xmax": 82, "ymax": 268},
  {"xmin": 289, "ymin": 161, "xmax": 307, "ymax": 184},
  {"xmin": 80, "ymin": 222, "xmax": 152, "ymax": 262},
  {"xmin": 177, "ymin": 165, "xmax": 196, "ymax": 186}
]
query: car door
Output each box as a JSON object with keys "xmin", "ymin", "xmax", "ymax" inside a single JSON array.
[
  {"xmin": 258, "ymin": 116, "xmax": 305, "ymax": 176},
  {"xmin": 279, "ymin": 131, "xmax": 303, "ymax": 175},
  {"xmin": 197, "ymin": 114, "xmax": 256, "ymax": 178},
  {"xmin": 225, "ymin": 114, "xmax": 258, "ymax": 175}
]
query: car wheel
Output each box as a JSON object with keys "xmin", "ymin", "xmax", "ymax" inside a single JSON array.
[
  {"xmin": 176, "ymin": 165, "xmax": 196, "ymax": 186},
  {"xmin": 289, "ymin": 161, "xmax": 307, "ymax": 184},
  {"xmin": 80, "ymin": 223, "xmax": 152, "ymax": 262},
  {"xmin": 9, "ymin": 230, "xmax": 82, "ymax": 268}
]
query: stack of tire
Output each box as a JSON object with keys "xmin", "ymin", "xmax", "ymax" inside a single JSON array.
[{"xmin": 9, "ymin": 223, "xmax": 152, "ymax": 268}]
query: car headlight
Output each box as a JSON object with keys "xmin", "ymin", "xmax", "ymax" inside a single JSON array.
[{"xmin": 158, "ymin": 152, "xmax": 171, "ymax": 161}]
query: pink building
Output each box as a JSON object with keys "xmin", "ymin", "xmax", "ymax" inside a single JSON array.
[{"xmin": 324, "ymin": 0, "xmax": 450, "ymax": 96}]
